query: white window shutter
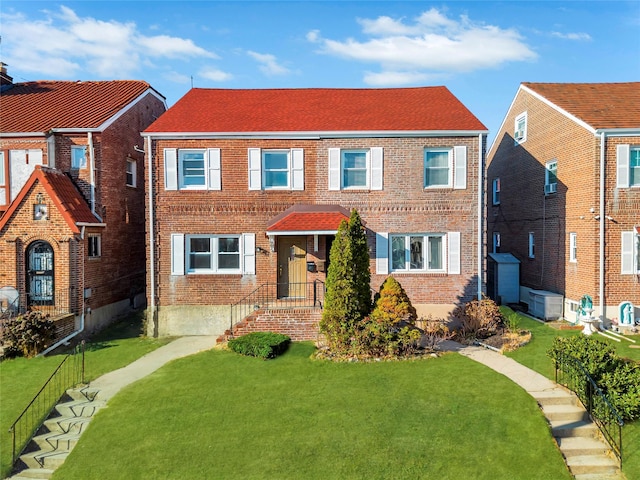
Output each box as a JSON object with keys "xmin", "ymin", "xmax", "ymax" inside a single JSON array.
[
  {"xmin": 171, "ymin": 233, "xmax": 185, "ymax": 275},
  {"xmin": 243, "ymin": 233, "xmax": 256, "ymax": 274},
  {"xmin": 328, "ymin": 148, "xmax": 341, "ymax": 191},
  {"xmin": 621, "ymin": 231, "xmax": 634, "ymax": 274},
  {"xmin": 448, "ymin": 232, "xmax": 461, "ymax": 274},
  {"xmin": 248, "ymin": 148, "xmax": 262, "ymax": 190},
  {"xmin": 164, "ymin": 149, "xmax": 178, "ymax": 191},
  {"xmin": 617, "ymin": 144, "xmax": 630, "ymax": 188},
  {"xmin": 207, "ymin": 148, "xmax": 221, "ymax": 190},
  {"xmin": 453, "ymin": 146, "xmax": 467, "ymax": 189},
  {"xmin": 291, "ymin": 148, "xmax": 304, "ymax": 191},
  {"xmin": 370, "ymin": 147, "xmax": 384, "ymax": 190},
  {"xmin": 376, "ymin": 232, "xmax": 389, "ymax": 274}
]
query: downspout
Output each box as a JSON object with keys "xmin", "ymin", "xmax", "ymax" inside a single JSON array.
[
  {"xmin": 40, "ymin": 228, "xmax": 86, "ymax": 356},
  {"xmin": 146, "ymin": 135, "xmax": 158, "ymax": 336},
  {"xmin": 87, "ymin": 132, "xmax": 102, "ymax": 221},
  {"xmin": 599, "ymin": 132, "xmax": 606, "ymax": 322},
  {"xmin": 478, "ymin": 133, "xmax": 484, "ymax": 300}
]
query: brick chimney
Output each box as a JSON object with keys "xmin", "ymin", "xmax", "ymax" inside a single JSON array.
[{"xmin": 1, "ymin": 62, "xmax": 14, "ymax": 86}]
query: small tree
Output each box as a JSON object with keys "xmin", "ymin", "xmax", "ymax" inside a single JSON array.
[
  {"xmin": 1, "ymin": 311, "xmax": 55, "ymax": 358},
  {"xmin": 320, "ymin": 209, "xmax": 371, "ymax": 352}
]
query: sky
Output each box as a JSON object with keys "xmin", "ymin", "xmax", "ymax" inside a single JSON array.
[{"xmin": 1, "ymin": 1, "xmax": 639, "ymax": 145}]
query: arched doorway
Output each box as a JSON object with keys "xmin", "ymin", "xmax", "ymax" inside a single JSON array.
[{"xmin": 26, "ymin": 240, "xmax": 54, "ymax": 306}]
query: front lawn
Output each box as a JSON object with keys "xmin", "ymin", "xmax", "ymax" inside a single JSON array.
[
  {"xmin": 0, "ymin": 312, "xmax": 170, "ymax": 478},
  {"xmin": 54, "ymin": 343, "xmax": 571, "ymax": 480}
]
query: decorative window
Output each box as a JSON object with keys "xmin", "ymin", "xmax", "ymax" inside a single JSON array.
[
  {"xmin": 88, "ymin": 235, "xmax": 101, "ymax": 258},
  {"xmin": 493, "ymin": 232, "xmax": 501, "ymax": 254},
  {"xmin": 71, "ymin": 146, "xmax": 87, "ymax": 169},
  {"xmin": 492, "ymin": 178, "xmax": 501, "ymax": 205},
  {"xmin": 528, "ymin": 232, "xmax": 535, "ymax": 258},
  {"xmin": 621, "ymin": 229, "xmax": 640, "ymax": 274},
  {"xmin": 248, "ymin": 148, "xmax": 304, "ymax": 190},
  {"xmin": 545, "ymin": 160, "xmax": 557, "ymax": 195},
  {"xmin": 126, "ymin": 159, "xmax": 136, "ymax": 187},
  {"xmin": 514, "ymin": 112, "xmax": 527, "ymax": 143},
  {"xmin": 170, "ymin": 233, "xmax": 256, "ymax": 275},
  {"xmin": 164, "ymin": 148, "xmax": 221, "ymax": 191},
  {"xmin": 328, "ymin": 147, "xmax": 383, "ymax": 191},
  {"xmin": 569, "ymin": 233, "xmax": 577, "ymax": 263}
]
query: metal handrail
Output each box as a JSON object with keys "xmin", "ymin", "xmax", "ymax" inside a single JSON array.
[
  {"xmin": 8, "ymin": 341, "xmax": 85, "ymax": 466},
  {"xmin": 230, "ymin": 281, "xmax": 325, "ymax": 334},
  {"xmin": 554, "ymin": 353, "xmax": 624, "ymax": 467}
]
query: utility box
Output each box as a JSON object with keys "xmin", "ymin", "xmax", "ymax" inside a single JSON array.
[
  {"xmin": 528, "ymin": 290, "xmax": 563, "ymax": 321},
  {"xmin": 487, "ymin": 253, "xmax": 520, "ymax": 304}
]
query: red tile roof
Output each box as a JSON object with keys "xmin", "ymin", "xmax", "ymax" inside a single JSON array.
[
  {"xmin": 0, "ymin": 166, "xmax": 101, "ymax": 234},
  {"xmin": 267, "ymin": 205, "xmax": 351, "ymax": 233},
  {"xmin": 0, "ymin": 80, "xmax": 162, "ymax": 133},
  {"xmin": 145, "ymin": 87, "xmax": 487, "ymax": 134},
  {"xmin": 523, "ymin": 82, "xmax": 640, "ymax": 130}
]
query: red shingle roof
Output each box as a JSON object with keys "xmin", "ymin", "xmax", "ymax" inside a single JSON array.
[
  {"xmin": 267, "ymin": 205, "xmax": 351, "ymax": 233},
  {"xmin": 0, "ymin": 166, "xmax": 101, "ymax": 234},
  {"xmin": 145, "ymin": 87, "xmax": 487, "ymax": 134},
  {"xmin": 523, "ymin": 82, "xmax": 640, "ymax": 130},
  {"xmin": 0, "ymin": 80, "xmax": 161, "ymax": 133}
]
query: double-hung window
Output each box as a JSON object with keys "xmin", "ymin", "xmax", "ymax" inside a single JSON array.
[
  {"xmin": 492, "ymin": 178, "xmax": 501, "ymax": 205},
  {"xmin": 328, "ymin": 147, "xmax": 383, "ymax": 191},
  {"xmin": 493, "ymin": 232, "xmax": 501, "ymax": 253},
  {"xmin": 71, "ymin": 146, "xmax": 87, "ymax": 169},
  {"xmin": 187, "ymin": 235, "xmax": 241, "ymax": 274},
  {"xmin": 616, "ymin": 145, "xmax": 640, "ymax": 188},
  {"xmin": 248, "ymin": 148, "xmax": 304, "ymax": 190},
  {"xmin": 621, "ymin": 228, "xmax": 640, "ymax": 274},
  {"xmin": 424, "ymin": 146, "xmax": 467, "ymax": 189},
  {"xmin": 515, "ymin": 112, "xmax": 527, "ymax": 143},
  {"xmin": 164, "ymin": 148, "xmax": 221, "ymax": 191},
  {"xmin": 545, "ymin": 160, "xmax": 557, "ymax": 194},
  {"xmin": 569, "ymin": 233, "xmax": 577, "ymax": 263},
  {"xmin": 88, "ymin": 234, "xmax": 101, "ymax": 258},
  {"xmin": 528, "ymin": 232, "xmax": 535, "ymax": 258},
  {"xmin": 126, "ymin": 159, "xmax": 136, "ymax": 187}
]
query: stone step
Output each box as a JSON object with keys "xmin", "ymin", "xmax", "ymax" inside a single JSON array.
[
  {"xmin": 19, "ymin": 450, "xmax": 67, "ymax": 470},
  {"xmin": 532, "ymin": 389, "xmax": 577, "ymax": 407},
  {"xmin": 551, "ymin": 419, "xmax": 599, "ymax": 438},
  {"xmin": 7, "ymin": 467, "xmax": 55, "ymax": 479},
  {"xmin": 65, "ymin": 386, "xmax": 99, "ymax": 403},
  {"xmin": 43, "ymin": 416, "xmax": 92, "ymax": 435},
  {"xmin": 566, "ymin": 455, "xmax": 619, "ymax": 476},
  {"xmin": 542, "ymin": 403, "xmax": 589, "ymax": 422},
  {"xmin": 54, "ymin": 399, "xmax": 103, "ymax": 418},
  {"xmin": 32, "ymin": 431, "xmax": 80, "ymax": 451},
  {"xmin": 573, "ymin": 473, "xmax": 624, "ymax": 480},
  {"xmin": 555, "ymin": 436, "xmax": 611, "ymax": 457}
]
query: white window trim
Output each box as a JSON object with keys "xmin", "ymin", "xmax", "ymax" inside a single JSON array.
[
  {"xmin": 126, "ymin": 159, "xmax": 136, "ymax": 187},
  {"xmin": 263, "ymin": 150, "xmax": 290, "ymax": 190},
  {"xmin": 171, "ymin": 233, "xmax": 255, "ymax": 275},
  {"xmin": 492, "ymin": 178, "xmax": 501, "ymax": 205},
  {"xmin": 424, "ymin": 148, "xmax": 453, "ymax": 189},
  {"xmin": 327, "ymin": 147, "xmax": 383, "ymax": 191},
  {"xmin": 545, "ymin": 160, "xmax": 557, "ymax": 195},
  {"xmin": 186, "ymin": 235, "xmax": 242, "ymax": 274},
  {"xmin": 618, "ymin": 145, "xmax": 640, "ymax": 188},
  {"xmin": 248, "ymin": 148, "xmax": 304, "ymax": 191},
  {"xmin": 514, "ymin": 112, "xmax": 527, "ymax": 144},
  {"xmin": 621, "ymin": 230, "xmax": 639, "ymax": 274},
  {"xmin": 71, "ymin": 145, "xmax": 87, "ymax": 169},
  {"xmin": 569, "ymin": 232, "xmax": 577, "ymax": 263},
  {"xmin": 164, "ymin": 148, "xmax": 221, "ymax": 191},
  {"xmin": 528, "ymin": 232, "xmax": 535, "ymax": 259},
  {"xmin": 87, "ymin": 234, "xmax": 101, "ymax": 258},
  {"xmin": 493, "ymin": 232, "xmax": 500, "ymax": 253},
  {"xmin": 388, "ymin": 233, "xmax": 453, "ymax": 274}
]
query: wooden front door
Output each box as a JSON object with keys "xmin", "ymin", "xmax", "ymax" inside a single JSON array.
[{"xmin": 277, "ymin": 236, "xmax": 307, "ymax": 298}]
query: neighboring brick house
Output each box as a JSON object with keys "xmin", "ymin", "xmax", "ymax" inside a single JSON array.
[
  {"xmin": 487, "ymin": 82, "xmax": 640, "ymax": 326},
  {"xmin": 143, "ymin": 87, "xmax": 487, "ymax": 338},
  {"xmin": 0, "ymin": 69, "xmax": 166, "ymax": 345}
]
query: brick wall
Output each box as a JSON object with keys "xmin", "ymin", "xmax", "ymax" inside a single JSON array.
[{"xmin": 230, "ymin": 308, "xmax": 322, "ymax": 341}]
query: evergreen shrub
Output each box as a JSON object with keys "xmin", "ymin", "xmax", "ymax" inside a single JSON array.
[
  {"xmin": 227, "ymin": 332, "xmax": 290, "ymax": 359},
  {"xmin": 1, "ymin": 311, "xmax": 55, "ymax": 358}
]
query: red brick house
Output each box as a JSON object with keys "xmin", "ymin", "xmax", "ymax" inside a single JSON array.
[
  {"xmin": 487, "ymin": 82, "xmax": 640, "ymax": 326},
  {"xmin": 143, "ymin": 87, "xmax": 487, "ymax": 338},
  {"xmin": 0, "ymin": 69, "xmax": 166, "ymax": 347}
]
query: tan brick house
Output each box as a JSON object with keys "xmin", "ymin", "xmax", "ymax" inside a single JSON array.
[
  {"xmin": 0, "ymin": 69, "xmax": 166, "ymax": 347},
  {"xmin": 143, "ymin": 87, "xmax": 487, "ymax": 338},
  {"xmin": 487, "ymin": 82, "xmax": 640, "ymax": 326}
]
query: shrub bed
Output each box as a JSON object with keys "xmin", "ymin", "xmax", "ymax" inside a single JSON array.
[
  {"xmin": 227, "ymin": 332, "xmax": 290, "ymax": 359},
  {"xmin": 1, "ymin": 311, "xmax": 55, "ymax": 358}
]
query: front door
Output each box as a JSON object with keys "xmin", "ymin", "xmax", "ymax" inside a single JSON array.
[
  {"xmin": 277, "ymin": 236, "xmax": 307, "ymax": 298},
  {"xmin": 26, "ymin": 240, "xmax": 54, "ymax": 306}
]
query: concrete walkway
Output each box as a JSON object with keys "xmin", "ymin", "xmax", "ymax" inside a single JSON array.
[{"xmin": 89, "ymin": 335, "xmax": 218, "ymax": 401}]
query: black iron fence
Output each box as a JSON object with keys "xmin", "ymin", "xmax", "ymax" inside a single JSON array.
[
  {"xmin": 230, "ymin": 281, "xmax": 325, "ymax": 334},
  {"xmin": 1, "ymin": 288, "xmax": 76, "ymax": 323},
  {"xmin": 8, "ymin": 341, "xmax": 85, "ymax": 466},
  {"xmin": 554, "ymin": 353, "xmax": 624, "ymax": 467}
]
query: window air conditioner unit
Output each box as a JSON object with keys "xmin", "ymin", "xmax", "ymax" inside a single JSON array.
[
  {"xmin": 515, "ymin": 129, "xmax": 525, "ymax": 140},
  {"xmin": 544, "ymin": 183, "xmax": 557, "ymax": 195}
]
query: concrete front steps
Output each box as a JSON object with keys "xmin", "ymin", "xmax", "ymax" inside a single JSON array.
[
  {"xmin": 9, "ymin": 386, "xmax": 103, "ymax": 480},
  {"xmin": 534, "ymin": 390, "xmax": 622, "ymax": 479}
]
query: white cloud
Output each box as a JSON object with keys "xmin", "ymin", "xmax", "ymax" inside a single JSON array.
[
  {"xmin": 0, "ymin": 6, "xmax": 216, "ymax": 79},
  {"xmin": 309, "ymin": 8, "xmax": 537, "ymax": 86},
  {"xmin": 551, "ymin": 31, "xmax": 592, "ymax": 41},
  {"xmin": 200, "ymin": 67, "xmax": 234, "ymax": 82},
  {"xmin": 247, "ymin": 51, "xmax": 291, "ymax": 76}
]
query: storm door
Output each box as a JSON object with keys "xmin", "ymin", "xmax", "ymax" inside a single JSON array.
[
  {"xmin": 26, "ymin": 241, "xmax": 54, "ymax": 306},
  {"xmin": 277, "ymin": 236, "xmax": 307, "ymax": 298}
]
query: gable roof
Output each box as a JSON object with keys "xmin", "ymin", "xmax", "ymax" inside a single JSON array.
[
  {"xmin": 0, "ymin": 166, "xmax": 102, "ymax": 234},
  {"xmin": 145, "ymin": 87, "xmax": 487, "ymax": 134},
  {"xmin": 0, "ymin": 80, "xmax": 163, "ymax": 133},
  {"xmin": 522, "ymin": 82, "xmax": 640, "ymax": 130},
  {"xmin": 266, "ymin": 204, "xmax": 352, "ymax": 234}
]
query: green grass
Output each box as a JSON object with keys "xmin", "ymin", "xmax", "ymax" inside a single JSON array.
[
  {"xmin": 54, "ymin": 343, "xmax": 571, "ymax": 480},
  {"xmin": 502, "ymin": 307, "xmax": 640, "ymax": 479},
  {"xmin": 0, "ymin": 311, "xmax": 171, "ymax": 478}
]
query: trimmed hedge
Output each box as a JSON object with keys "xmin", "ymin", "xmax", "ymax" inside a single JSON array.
[{"xmin": 227, "ymin": 332, "xmax": 290, "ymax": 359}]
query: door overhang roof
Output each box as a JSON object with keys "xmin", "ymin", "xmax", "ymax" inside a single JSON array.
[{"xmin": 266, "ymin": 204, "xmax": 351, "ymax": 236}]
